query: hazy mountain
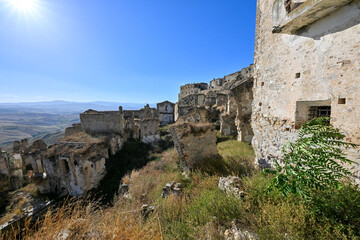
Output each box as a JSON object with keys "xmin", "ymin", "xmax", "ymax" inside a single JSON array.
[{"xmin": 0, "ymin": 101, "xmax": 156, "ymax": 114}]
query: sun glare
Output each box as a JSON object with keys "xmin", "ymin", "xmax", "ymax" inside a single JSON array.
[{"xmin": 9, "ymin": 0, "xmax": 38, "ymax": 12}]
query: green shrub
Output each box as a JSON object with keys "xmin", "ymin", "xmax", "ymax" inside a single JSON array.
[
  {"xmin": 269, "ymin": 117, "xmax": 357, "ymax": 198},
  {"xmin": 310, "ymin": 182, "xmax": 360, "ymax": 237}
]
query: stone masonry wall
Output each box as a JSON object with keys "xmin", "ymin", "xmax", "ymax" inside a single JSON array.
[
  {"xmin": 80, "ymin": 110, "xmax": 125, "ymax": 136},
  {"xmin": 170, "ymin": 123, "xmax": 219, "ymax": 171},
  {"xmin": 253, "ymin": 0, "xmax": 360, "ymax": 178}
]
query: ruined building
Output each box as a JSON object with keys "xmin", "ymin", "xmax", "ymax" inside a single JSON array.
[
  {"xmin": 175, "ymin": 64, "xmax": 254, "ymax": 143},
  {"xmin": 157, "ymin": 101, "xmax": 175, "ymax": 126},
  {"xmin": 252, "ymin": 0, "xmax": 360, "ymax": 180},
  {"xmin": 0, "ymin": 103, "xmax": 169, "ymax": 196}
]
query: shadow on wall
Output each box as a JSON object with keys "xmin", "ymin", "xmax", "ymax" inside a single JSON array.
[
  {"xmin": 298, "ymin": 1, "xmax": 360, "ymax": 40},
  {"xmin": 273, "ymin": 0, "xmax": 360, "ymax": 39},
  {"xmin": 90, "ymin": 139, "xmax": 155, "ymax": 204}
]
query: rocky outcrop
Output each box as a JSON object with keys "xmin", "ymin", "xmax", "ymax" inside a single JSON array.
[
  {"xmin": 161, "ymin": 181, "xmax": 182, "ymax": 198},
  {"xmin": 170, "ymin": 123, "xmax": 219, "ymax": 171}
]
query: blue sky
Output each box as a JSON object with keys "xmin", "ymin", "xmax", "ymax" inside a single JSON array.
[{"xmin": 0, "ymin": 0, "xmax": 257, "ymax": 103}]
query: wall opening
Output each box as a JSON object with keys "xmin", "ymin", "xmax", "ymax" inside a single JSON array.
[
  {"xmin": 61, "ymin": 159, "xmax": 70, "ymax": 173},
  {"xmin": 261, "ymin": 82, "xmax": 265, "ymax": 86},
  {"xmin": 338, "ymin": 98, "xmax": 346, "ymax": 104},
  {"xmin": 295, "ymin": 100, "xmax": 331, "ymax": 129}
]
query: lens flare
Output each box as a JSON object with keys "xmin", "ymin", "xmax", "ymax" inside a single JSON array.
[{"xmin": 9, "ymin": 0, "xmax": 38, "ymax": 13}]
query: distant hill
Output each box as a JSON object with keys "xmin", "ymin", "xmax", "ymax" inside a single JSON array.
[
  {"xmin": 0, "ymin": 101, "xmax": 156, "ymax": 114},
  {"xmin": 0, "ymin": 101, "xmax": 156, "ymax": 152}
]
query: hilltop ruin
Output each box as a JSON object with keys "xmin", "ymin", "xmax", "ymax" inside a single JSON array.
[
  {"xmin": 0, "ymin": 103, "xmax": 175, "ymax": 196},
  {"xmin": 1, "ymin": 0, "xmax": 359, "ymax": 197}
]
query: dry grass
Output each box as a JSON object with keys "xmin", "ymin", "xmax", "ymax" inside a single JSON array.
[
  {"xmin": 4, "ymin": 197, "xmax": 162, "ymax": 240},
  {"xmin": 123, "ymin": 148, "xmax": 182, "ymax": 206},
  {"xmin": 3, "ymin": 138, "xmax": 359, "ymax": 239},
  {"xmin": 61, "ymin": 132, "xmax": 104, "ymax": 144}
]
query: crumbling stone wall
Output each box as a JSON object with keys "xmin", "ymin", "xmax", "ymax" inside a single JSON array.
[
  {"xmin": 231, "ymin": 80, "xmax": 254, "ymax": 143},
  {"xmin": 178, "ymin": 83, "xmax": 208, "ymax": 99},
  {"xmin": 157, "ymin": 101, "xmax": 175, "ymax": 126},
  {"xmin": 65, "ymin": 123, "xmax": 82, "ymax": 137},
  {"xmin": 136, "ymin": 119, "xmax": 160, "ymax": 145},
  {"xmin": 80, "ymin": 110, "xmax": 126, "ymax": 136},
  {"xmin": 36, "ymin": 135, "xmax": 125, "ymax": 196},
  {"xmin": 253, "ymin": 0, "xmax": 360, "ymax": 176},
  {"xmin": 170, "ymin": 123, "xmax": 219, "ymax": 170},
  {"xmin": 0, "ymin": 149, "xmax": 11, "ymax": 192},
  {"xmin": 176, "ymin": 65, "xmax": 254, "ymax": 136}
]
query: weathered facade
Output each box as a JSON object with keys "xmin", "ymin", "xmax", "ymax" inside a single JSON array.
[
  {"xmin": 157, "ymin": 101, "xmax": 175, "ymax": 126},
  {"xmin": 252, "ymin": 0, "xmax": 360, "ymax": 179},
  {"xmin": 36, "ymin": 136, "xmax": 119, "ymax": 196},
  {"xmin": 80, "ymin": 109, "xmax": 126, "ymax": 136},
  {"xmin": 175, "ymin": 65, "xmax": 255, "ymax": 143},
  {"xmin": 178, "ymin": 83, "xmax": 208, "ymax": 99}
]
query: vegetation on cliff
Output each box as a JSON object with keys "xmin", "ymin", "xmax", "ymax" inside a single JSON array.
[{"xmin": 1, "ymin": 135, "xmax": 360, "ymax": 239}]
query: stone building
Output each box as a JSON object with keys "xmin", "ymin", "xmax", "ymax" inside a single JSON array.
[
  {"xmin": 178, "ymin": 83, "xmax": 208, "ymax": 99},
  {"xmin": 175, "ymin": 64, "xmax": 255, "ymax": 143},
  {"xmin": 80, "ymin": 108, "xmax": 126, "ymax": 136},
  {"xmin": 252, "ymin": 0, "xmax": 360, "ymax": 178},
  {"xmin": 1, "ymin": 103, "xmax": 163, "ymax": 196},
  {"xmin": 157, "ymin": 101, "xmax": 175, "ymax": 126},
  {"xmin": 35, "ymin": 137, "xmax": 120, "ymax": 196}
]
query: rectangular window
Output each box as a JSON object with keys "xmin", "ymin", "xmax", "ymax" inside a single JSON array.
[
  {"xmin": 308, "ymin": 106, "xmax": 331, "ymax": 119},
  {"xmin": 61, "ymin": 159, "xmax": 70, "ymax": 173},
  {"xmin": 295, "ymin": 100, "xmax": 331, "ymax": 129}
]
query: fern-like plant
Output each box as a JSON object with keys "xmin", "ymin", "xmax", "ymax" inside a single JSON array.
[{"xmin": 269, "ymin": 117, "xmax": 358, "ymax": 199}]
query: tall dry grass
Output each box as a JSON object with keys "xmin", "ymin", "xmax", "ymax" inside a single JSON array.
[{"xmin": 3, "ymin": 197, "xmax": 162, "ymax": 240}]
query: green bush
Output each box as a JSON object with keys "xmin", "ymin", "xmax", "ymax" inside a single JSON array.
[
  {"xmin": 269, "ymin": 117, "xmax": 357, "ymax": 198},
  {"xmin": 310, "ymin": 182, "xmax": 360, "ymax": 237}
]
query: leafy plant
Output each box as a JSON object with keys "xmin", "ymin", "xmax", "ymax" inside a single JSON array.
[{"xmin": 269, "ymin": 117, "xmax": 358, "ymax": 198}]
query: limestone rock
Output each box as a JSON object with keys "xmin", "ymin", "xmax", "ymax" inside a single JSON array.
[
  {"xmin": 219, "ymin": 176, "xmax": 246, "ymax": 199},
  {"xmin": 161, "ymin": 181, "xmax": 182, "ymax": 198},
  {"xmin": 224, "ymin": 221, "xmax": 258, "ymax": 240}
]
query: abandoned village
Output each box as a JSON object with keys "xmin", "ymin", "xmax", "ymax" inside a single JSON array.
[
  {"xmin": 0, "ymin": 1, "xmax": 360, "ymax": 238},
  {"xmin": 1, "ymin": 0, "xmax": 359, "ymax": 198}
]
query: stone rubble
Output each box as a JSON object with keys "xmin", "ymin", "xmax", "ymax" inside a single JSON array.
[
  {"xmin": 219, "ymin": 176, "xmax": 246, "ymax": 200},
  {"xmin": 224, "ymin": 221, "xmax": 258, "ymax": 240},
  {"xmin": 161, "ymin": 181, "xmax": 182, "ymax": 198}
]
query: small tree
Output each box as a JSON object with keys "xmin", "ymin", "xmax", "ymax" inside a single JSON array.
[{"xmin": 269, "ymin": 117, "xmax": 358, "ymax": 199}]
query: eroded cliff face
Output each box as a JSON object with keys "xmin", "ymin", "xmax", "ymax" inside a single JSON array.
[{"xmin": 252, "ymin": 0, "xmax": 360, "ymax": 177}]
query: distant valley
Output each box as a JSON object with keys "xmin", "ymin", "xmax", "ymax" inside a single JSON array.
[{"xmin": 0, "ymin": 101, "xmax": 155, "ymax": 152}]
